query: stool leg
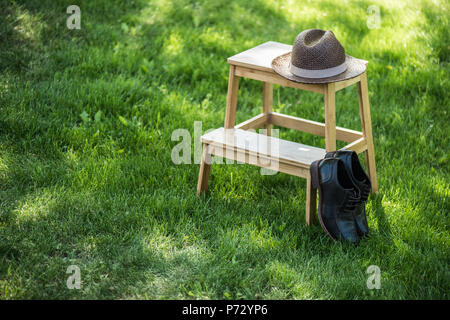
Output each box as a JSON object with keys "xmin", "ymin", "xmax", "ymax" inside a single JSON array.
[
  {"xmin": 358, "ymin": 72, "xmax": 378, "ymax": 193},
  {"xmin": 197, "ymin": 143, "xmax": 211, "ymax": 195},
  {"xmin": 306, "ymin": 174, "xmax": 317, "ymax": 226},
  {"xmin": 224, "ymin": 65, "xmax": 240, "ymax": 165},
  {"xmin": 324, "ymin": 83, "xmax": 336, "ymax": 151},
  {"xmin": 263, "ymin": 82, "xmax": 273, "ymax": 136},
  {"xmin": 224, "ymin": 65, "xmax": 240, "ymax": 128}
]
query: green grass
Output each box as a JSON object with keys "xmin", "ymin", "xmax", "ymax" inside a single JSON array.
[{"xmin": 0, "ymin": 0, "xmax": 449, "ymax": 299}]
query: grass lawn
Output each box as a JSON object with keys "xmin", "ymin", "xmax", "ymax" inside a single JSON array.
[{"xmin": 0, "ymin": 0, "xmax": 449, "ymax": 299}]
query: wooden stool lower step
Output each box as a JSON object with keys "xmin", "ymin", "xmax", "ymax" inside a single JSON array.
[{"xmin": 197, "ymin": 128, "xmax": 326, "ymax": 225}]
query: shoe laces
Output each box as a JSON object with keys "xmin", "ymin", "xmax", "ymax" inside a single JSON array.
[
  {"xmin": 343, "ymin": 191, "xmax": 360, "ymax": 213},
  {"xmin": 360, "ymin": 182, "xmax": 371, "ymax": 202}
]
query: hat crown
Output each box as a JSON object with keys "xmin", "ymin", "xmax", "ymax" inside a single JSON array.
[{"xmin": 291, "ymin": 29, "xmax": 345, "ymax": 70}]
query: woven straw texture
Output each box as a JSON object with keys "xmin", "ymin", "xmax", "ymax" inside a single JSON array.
[{"xmin": 291, "ymin": 29, "xmax": 345, "ymax": 70}]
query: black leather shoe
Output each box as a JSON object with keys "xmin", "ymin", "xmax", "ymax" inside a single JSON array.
[
  {"xmin": 325, "ymin": 151, "xmax": 371, "ymax": 237},
  {"xmin": 310, "ymin": 158, "xmax": 361, "ymax": 244}
]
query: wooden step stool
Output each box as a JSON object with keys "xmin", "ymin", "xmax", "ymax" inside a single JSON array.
[{"xmin": 197, "ymin": 41, "xmax": 378, "ymax": 226}]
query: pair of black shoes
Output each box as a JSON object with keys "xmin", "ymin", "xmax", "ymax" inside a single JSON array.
[{"xmin": 310, "ymin": 150, "xmax": 371, "ymax": 245}]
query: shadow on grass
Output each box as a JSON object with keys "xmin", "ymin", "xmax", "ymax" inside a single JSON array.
[{"xmin": 370, "ymin": 193, "xmax": 393, "ymax": 243}]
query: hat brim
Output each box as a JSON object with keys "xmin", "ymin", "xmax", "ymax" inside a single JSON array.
[{"xmin": 271, "ymin": 52, "xmax": 367, "ymax": 84}]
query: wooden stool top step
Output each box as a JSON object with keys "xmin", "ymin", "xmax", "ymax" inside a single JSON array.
[
  {"xmin": 227, "ymin": 41, "xmax": 367, "ymax": 94},
  {"xmin": 227, "ymin": 41, "xmax": 292, "ymax": 73}
]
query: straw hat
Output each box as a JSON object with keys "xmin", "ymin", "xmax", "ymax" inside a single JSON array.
[{"xmin": 272, "ymin": 29, "xmax": 367, "ymax": 84}]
